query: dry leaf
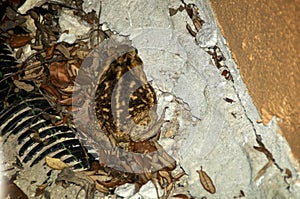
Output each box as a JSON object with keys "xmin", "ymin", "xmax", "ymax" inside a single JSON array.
[
  {"xmin": 95, "ymin": 182, "xmax": 109, "ymax": 193},
  {"xmin": 46, "ymin": 44, "xmax": 56, "ymax": 59},
  {"xmin": 254, "ymin": 160, "xmax": 273, "ymax": 182},
  {"xmin": 59, "ymin": 97, "xmax": 73, "ymax": 105},
  {"xmin": 49, "ymin": 61, "xmax": 70, "ymax": 88},
  {"xmin": 10, "ymin": 35, "xmax": 32, "ymax": 48},
  {"xmin": 23, "ymin": 62, "xmax": 44, "ymax": 80},
  {"xmin": 45, "ymin": 156, "xmax": 68, "ymax": 170},
  {"xmin": 13, "ymin": 80, "xmax": 34, "ymax": 92},
  {"xmin": 197, "ymin": 167, "xmax": 216, "ymax": 194},
  {"xmin": 169, "ymin": 8, "xmax": 178, "ymax": 16},
  {"xmin": 76, "ymin": 49, "xmax": 89, "ymax": 60},
  {"xmin": 158, "ymin": 170, "xmax": 172, "ymax": 184},
  {"xmin": 89, "ymin": 174, "xmax": 113, "ymax": 182},
  {"xmin": 56, "ymin": 43, "xmax": 70, "ymax": 59},
  {"xmin": 173, "ymin": 171, "xmax": 186, "ymax": 180},
  {"xmin": 35, "ymin": 183, "xmax": 49, "ymax": 197},
  {"xmin": 40, "ymin": 84, "xmax": 62, "ymax": 100},
  {"xmin": 284, "ymin": 168, "xmax": 292, "ymax": 178}
]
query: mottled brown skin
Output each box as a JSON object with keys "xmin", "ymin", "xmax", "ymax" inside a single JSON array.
[{"xmin": 94, "ymin": 48, "xmax": 162, "ymax": 148}]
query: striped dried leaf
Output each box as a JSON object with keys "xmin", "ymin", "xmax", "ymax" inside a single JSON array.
[{"xmin": 196, "ymin": 167, "xmax": 216, "ymax": 194}]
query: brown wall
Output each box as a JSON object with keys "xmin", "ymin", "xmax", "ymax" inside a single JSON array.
[{"xmin": 209, "ymin": 0, "xmax": 300, "ymax": 163}]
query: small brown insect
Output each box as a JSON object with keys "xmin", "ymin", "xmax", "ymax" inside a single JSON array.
[
  {"xmin": 224, "ymin": 97, "xmax": 235, "ymax": 103},
  {"xmin": 196, "ymin": 167, "xmax": 216, "ymax": 194}
]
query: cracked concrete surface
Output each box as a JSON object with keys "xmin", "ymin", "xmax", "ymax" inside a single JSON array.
[{"xmin": 1, "ymin": 0, "xmax": 299, "ymax": 198}]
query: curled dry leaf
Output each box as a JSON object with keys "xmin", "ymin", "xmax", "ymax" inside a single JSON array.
[
  {"xmin": 61, "ymin": 85, "xmax": 75, "ymax": 93},
  {"xmin": 95, "ymin": 182, "xmax": 109, "ymax": 194},
  {"xmin": 196, "ymin": 167, "xmax": 216, "ymax": 194},
  {"xmin": 67, "ymin": 63, "xmax": 80, "ymax": 78},
  {"xmin": 45, "ymin": 156, "xmax": 68, "ymax": 170},
  {"xmin": 40, "ymin": 84, "xmax": 62, "ymax": 100},
  {"xmin": 158, "ymin": 170, "xmax": 172, "ymax": 184},
  {"xmin": 23, "ymin": 62, "xmax": 44, "ymax": 80},
  {"xmin": 173, "ymin": 171, "xmax": 186, "ymax": 181}
]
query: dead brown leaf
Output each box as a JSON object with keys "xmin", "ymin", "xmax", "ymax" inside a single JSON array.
[
  {"xmin": 254, "ymin": 160, "xmax": 273, "ymax": 182},
  {"xmin": 59, "ymin": 97, "xmax": 73, "ymax": 106},
  {"xmin": 49, "ymin": 61, "xmax": 70, "ymax": 88},
  {"xmin": 35, "ymin": 183, "xmax": 49, "ymax": 197},
  {"xmin": 45, "ymin": 156, "xmax": 68, "ymax": 170},
  {"xmin": 284, "ymin": 168, "xmax": 292, "ymax": 179},
  {"xmin": 56, "ymin": 43, "xmax": 71, "ymax": 59},
  {"xmin": 196, "ymin": 167, "xmax": 216, "ymax": 194},
  {"xmin": 10, "ymin": 35, "xmax": 32, "ymax": 48},
  {"xmin": 46, "ymin": 44, "xmax": 56, "ymax": 59},
  {"xmin": 40, "ymin": 84, "xmax": 62, "ymax": 100},
  {"xmin": 13, "ymin": 80, "xmax": 34, "ymax": 92}
]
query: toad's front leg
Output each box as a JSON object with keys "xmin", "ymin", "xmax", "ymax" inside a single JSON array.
[{"xmin": 129, "ymin": 107, "xmax": 168, "ymax": 142}]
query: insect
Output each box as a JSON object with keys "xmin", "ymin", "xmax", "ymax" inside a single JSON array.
[{"xmin": 224, "ymin": 97, "xmax": 235, "ymax": 103}]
